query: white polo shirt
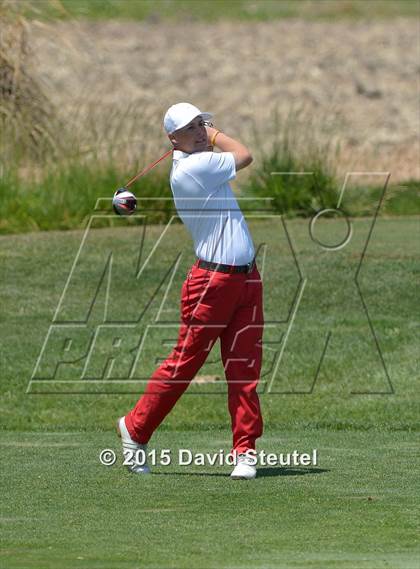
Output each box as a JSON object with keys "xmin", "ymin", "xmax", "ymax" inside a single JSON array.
[{"xmin": 170, "ymin": 150, "xmax": 255, "ymax": 266}]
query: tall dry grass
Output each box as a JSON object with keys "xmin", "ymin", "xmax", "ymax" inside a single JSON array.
[
  {"xmin": 0, "ymin": 0, "xmax": 173, "ymax": 235},
  {"xmin": 0, "ymin": 0, "xmax": 61, "ymax": 164}
]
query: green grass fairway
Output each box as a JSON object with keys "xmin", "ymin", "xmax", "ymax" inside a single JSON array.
[
  {"xmin": 1, "ymin": 217, "xmax": 419, "ymax": 567},
  {"xmin": 1, "ymin": 216, "xmax": 418, "ymax": 431},
  {"xmin": 1, "ymin": 429, "xmax": 419, "ymax": 569}
]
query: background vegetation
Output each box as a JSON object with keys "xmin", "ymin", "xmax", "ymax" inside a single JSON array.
[
  {"xmin": 1, "ymin": 0, "xmax": 419, "ymax": 234},
  {"xmin": 23, "ymin": 0, "xmax": 420, "ymax": 22}
]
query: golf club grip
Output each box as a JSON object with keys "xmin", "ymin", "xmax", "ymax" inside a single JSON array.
[{"xmin": 125, "ymin": 149, "xmax": 173, "ymax": 188}]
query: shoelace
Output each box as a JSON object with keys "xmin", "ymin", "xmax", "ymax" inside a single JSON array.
[{"xmin": 237, "ymin": 453, "xmax": 255, "ymax": 466}]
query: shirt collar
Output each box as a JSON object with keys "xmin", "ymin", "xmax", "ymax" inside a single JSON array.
[{"xmin": 173, "ymin": 150, "xmax": 190, "ymax": 161}]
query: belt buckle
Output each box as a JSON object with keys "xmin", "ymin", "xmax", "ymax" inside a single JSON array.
[{"xmin": 246, "ymin": 260, "xmax": 254, "ymax": 273}]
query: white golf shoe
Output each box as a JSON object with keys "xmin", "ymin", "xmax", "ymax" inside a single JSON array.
[
  {"xmin": 117, "ymin": 416, "xmax": 151, "ymax": 474},
  {"xmin": 230, "ymin": 453, "xmax": 257, "ymax": 480}
]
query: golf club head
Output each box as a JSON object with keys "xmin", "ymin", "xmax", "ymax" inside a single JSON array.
[{"xmin": 112, "ymin": 187, "xmax": 137, "ymax": 216}]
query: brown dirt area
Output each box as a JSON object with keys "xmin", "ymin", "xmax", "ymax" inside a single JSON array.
[{"xmin": 29, "ymin": 19, "xmax": 419, "ymax": 181}]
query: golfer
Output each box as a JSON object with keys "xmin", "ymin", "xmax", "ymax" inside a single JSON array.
[{"xmin": 118, "ymin": 103, "xmax": 264, "ymax": 479}]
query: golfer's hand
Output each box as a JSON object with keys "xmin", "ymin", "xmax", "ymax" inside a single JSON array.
[
  {"xmin": 206, "ymin": 125, "xmax": 218, "ymax": 151},
  {"xmin": 205, "ymin": 128, "xmax": 252, "ymax": 171}
]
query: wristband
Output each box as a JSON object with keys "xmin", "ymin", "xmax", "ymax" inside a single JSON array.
[{"xmin": 211, "ymin": 130, "xmax": 221, "ymax": 147}]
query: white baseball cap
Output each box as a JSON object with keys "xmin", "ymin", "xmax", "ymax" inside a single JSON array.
[{"xmin": 163, "ymin": 102, "xmax": 212, "ymax": 134}]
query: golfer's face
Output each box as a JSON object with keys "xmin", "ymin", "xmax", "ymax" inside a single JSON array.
[{"xmin": 174, "ymin": 116, "xmax": 208, "ymax": 153}]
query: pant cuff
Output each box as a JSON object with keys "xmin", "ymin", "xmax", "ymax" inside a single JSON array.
[{"xmin": 124, "ymin": 412, "xmax": 149, "ymax": 445}]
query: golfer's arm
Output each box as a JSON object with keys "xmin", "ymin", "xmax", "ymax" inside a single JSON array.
[{"xmin": 208, "ymin": 128, "xmax": 253, "ymax": 171}]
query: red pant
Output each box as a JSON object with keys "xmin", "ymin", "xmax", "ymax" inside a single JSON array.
[{"xmin": 125, "ymin": 261, "xmax": 264, "ymax": 453}]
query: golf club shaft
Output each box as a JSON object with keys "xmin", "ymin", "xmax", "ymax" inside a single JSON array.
[{"xmin": 125, "ymin": 149, "xmax": 173, "ymax": 188}]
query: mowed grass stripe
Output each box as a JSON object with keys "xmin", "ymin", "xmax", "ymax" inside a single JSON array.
[{"xmin": 1, "ymin": 430, "xmax": 419, "ymax": 569}]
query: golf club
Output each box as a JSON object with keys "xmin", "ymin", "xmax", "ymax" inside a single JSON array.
[{"xmin": 124, "ymin": 149, "xmax": 173, "ymax": 189}]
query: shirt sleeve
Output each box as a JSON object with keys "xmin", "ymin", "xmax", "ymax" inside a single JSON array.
[{"xmin": 187, "ymin": 151, "xmax": 236, "ymax": 189}]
